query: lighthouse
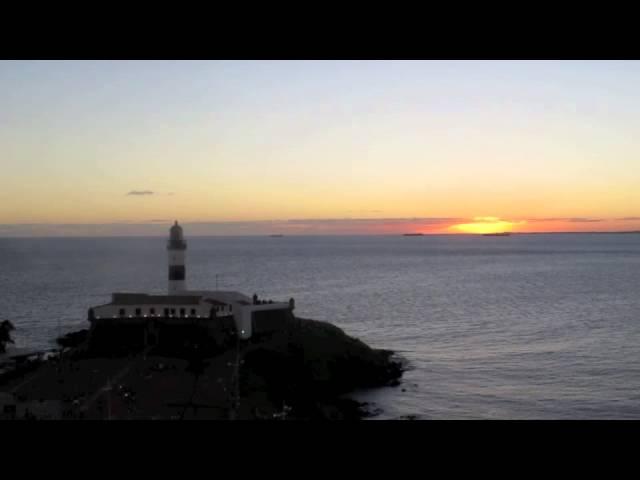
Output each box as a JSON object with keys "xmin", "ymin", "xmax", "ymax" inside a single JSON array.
[
  {"xmin": 167, "ymin": 220, "xmax": 187, "ymax": 294},
  {"xmin": 89, "ymin": 218, "xmax": 294, "ymax": 343}
]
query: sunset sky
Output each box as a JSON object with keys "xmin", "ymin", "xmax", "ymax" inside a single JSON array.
[{"xmin": 1, "ymin": 60, "xmax": 639, "ymax": 236}]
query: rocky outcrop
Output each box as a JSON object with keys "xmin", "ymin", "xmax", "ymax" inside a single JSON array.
[
  {"xmin": 56, "ymin": 329, "xmax": 89, "ymax": 349},
  {"xmin": 41, "ymin": 314, "xmax": 405, "ymax": 420},
  {"xmin": 240, "ymin": 316, "xmax": 405, "ymax": 419}
]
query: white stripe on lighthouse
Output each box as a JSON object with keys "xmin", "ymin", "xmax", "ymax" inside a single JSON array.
[{"xmin": 168, "ymin": 250, "xmax": 185, "ymax": 266}]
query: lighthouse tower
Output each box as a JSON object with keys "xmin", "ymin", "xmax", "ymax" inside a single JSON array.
[{"xmin": 167, "ymin": 220, "xmax": 187, "ymax": 294}]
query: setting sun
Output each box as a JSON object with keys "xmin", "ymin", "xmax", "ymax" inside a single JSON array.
[{"xmin": 450, "ymin": 217, "xmax": 525, "ymax": 235}]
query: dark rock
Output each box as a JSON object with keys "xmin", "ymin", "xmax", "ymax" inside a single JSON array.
[
  {"xmin": 399, "ymin": 414, "xmax": 420, "ymax": 420},
  {"xmin": 239, "ymin": 316, "xmax": 405, "ymax": 419},
  {"xmin": 56, "ymin": 329, "xmax": 89, "ymax": 349},
  {"xmin": 34, "ymin": 314, "xmax": 406, "ymax": 420}
]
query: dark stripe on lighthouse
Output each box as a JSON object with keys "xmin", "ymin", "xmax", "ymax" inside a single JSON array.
[{"xmin": 169, "ymin": 265, "xmax": 185, "ymax": 281}]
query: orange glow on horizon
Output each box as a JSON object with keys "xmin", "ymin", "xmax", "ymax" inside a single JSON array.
[{"xmin": 449, "ymin": 217, "xmax": 526, "ymax": 235}]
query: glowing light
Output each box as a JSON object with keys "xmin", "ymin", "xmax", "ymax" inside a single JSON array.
[{"xmin": 450, "ymin": 217, "xmax": 526, "ymax": 235}]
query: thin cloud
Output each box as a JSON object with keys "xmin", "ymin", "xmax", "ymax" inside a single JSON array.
[
  {"xmin": 567, "ymin": 217, "xmax": 603, "ymax": 223},
  {"xmin": 0, "ymin": 217, "xmax": 463, "ymax": 236},
  {"xmin": 6, "ymin": 216, "xmax": 632, "ymax": 237},
  {"xmin": 127, "ymin": 190, "xmax": 154, "ymax": 196},
  {"xmin": 284, "ymin": 217, "xmax": 462, "ymax": 225},
  {"xmin": 527, "ymin": 217, "xmax": 603, "ymax": 223}
]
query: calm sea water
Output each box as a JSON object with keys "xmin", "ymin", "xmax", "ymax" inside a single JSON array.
[{"xmin": 1, "ymin": 234, "xmax": 640, "ymax": 419}]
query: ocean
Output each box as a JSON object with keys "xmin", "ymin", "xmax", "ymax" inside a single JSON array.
[{"xmin": 1, "ymin": 233, "xmax": 639, "ymax": 419}]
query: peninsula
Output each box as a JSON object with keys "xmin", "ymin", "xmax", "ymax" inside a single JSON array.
[{"xmin": 0, "ymin": 223, "xmax": 404, "ymax": 420}]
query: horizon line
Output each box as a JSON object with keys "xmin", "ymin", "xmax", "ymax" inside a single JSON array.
[{"xmin": 2, "ymin": 230, "xmax": 639, "ymax": 239}]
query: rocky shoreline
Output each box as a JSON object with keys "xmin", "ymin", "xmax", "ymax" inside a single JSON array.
[{"xmin": 0, "ymin": 315, "xmax": 405, "ymax": 420}]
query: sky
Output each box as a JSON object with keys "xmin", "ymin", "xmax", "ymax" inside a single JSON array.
[{"xmin": 1, "ymin": 60, "xmax": 639, "ymax": 236}]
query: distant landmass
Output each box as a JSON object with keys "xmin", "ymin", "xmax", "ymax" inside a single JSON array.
[
  {"xmin": 403, "ymin": 231, "xmax": 640, "ymax": 236},
  {"xmin": 515, "ymin": 230, "xmax": 640, "ymax": 235}
]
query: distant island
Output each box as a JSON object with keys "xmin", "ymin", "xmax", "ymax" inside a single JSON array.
[
  {"xmin": 403, "ymin": 231, "xmax": 640, "ymax": 236},
  {"xmin": 517, "ymin": 230, "xmax": 640, "ymax": 235}
]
